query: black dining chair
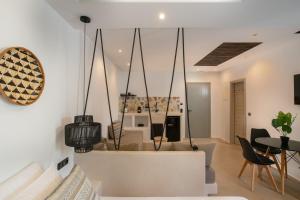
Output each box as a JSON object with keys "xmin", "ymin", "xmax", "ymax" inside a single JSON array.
[
  {"xmin": 250, "ymin": 128, "xmax": 282, "ymax": 175},
  {"xmin": 237, "ymin": 136, "xmax": 279, "ymax": 192}
]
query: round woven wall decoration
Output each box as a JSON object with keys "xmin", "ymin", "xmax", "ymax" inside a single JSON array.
[{"xmin": 0, "ymin": 47, "xmax": 45, "ymax": 105}]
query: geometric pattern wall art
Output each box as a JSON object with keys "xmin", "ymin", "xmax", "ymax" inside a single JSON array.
[{"xmin": 0, "ymin": 47, "xmax": 45, "ymax": 105}]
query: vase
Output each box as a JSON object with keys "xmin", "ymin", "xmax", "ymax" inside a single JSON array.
[
  {"xmin": 137, "ymin": 106, "xmax": 142, "ymax": 113},
  {"xmin": 280, "ymin": 136, "xmax": 290, "ymax": 148}
]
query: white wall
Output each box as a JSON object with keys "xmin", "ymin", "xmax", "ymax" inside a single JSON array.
[
  {"xmin": 0, "ymin": 0, "xmax": 81, "ymax": 182},
  {"xmin": 118, "ymin": 70, "xmax": 223, "ymax": 139},
  {"xmin": 221, "ymin": 38, "xmax": 300, "ymax": 180}
]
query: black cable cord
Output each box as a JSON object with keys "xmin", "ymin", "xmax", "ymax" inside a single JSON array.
[
  {"xmin": 83, "ymin": 23, "xmax": 86, "ymax": 112},
  {"xmin": 182, "ymin": 28, "xmax": 198, "ymax": 151},
  {"xmin": 83, "ymin": 29, "xmax": 99, "ymax": 116},
  {"xmin": 99, "ymin": 29, "xmax": 118, "ymax": 149},
  {"xmin": 118, "ymin": 28, "xmax": 137, "ymax": 150},
  {"xmin": 138, "ymin": 28, "xmax": 180, "ymax": 151}
]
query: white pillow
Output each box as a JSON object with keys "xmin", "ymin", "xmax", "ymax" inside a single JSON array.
[
  {"xmin": 0, "ymin": 163, "xmax": 43, "ymax": 199},
  {"xmin": 12, "ymin": 165, "xmax": 62, "ymax": 200}
]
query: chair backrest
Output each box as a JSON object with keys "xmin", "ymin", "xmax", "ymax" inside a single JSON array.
[
  {"xmin": 250, "ymin": 128, "xmax": 270, "ymax": 148},
  {"xmin": 108, "ymin": 121, "xmax": 124, "ymax": 139},
  {"xmin": 237, "ymin": 136, "xmax": 259, "ymax": 163}
]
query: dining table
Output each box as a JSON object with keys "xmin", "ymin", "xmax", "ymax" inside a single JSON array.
[{"xmin": 255, "ymin": 137, "xmax": 300, "ymax": 195}]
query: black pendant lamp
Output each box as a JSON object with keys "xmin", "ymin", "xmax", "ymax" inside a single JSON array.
[{"xmin": 65, "ymin": 16, "xmax": 101, "ymax": 153}]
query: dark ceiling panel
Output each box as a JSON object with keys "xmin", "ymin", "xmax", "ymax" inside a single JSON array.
[
  {"xmin": 194, "ymin": 42, "xmax": 262, "ymax": 66},
  {"xmin": 295, "ymin": 30, "xmax": 300, "ymax": 34}
]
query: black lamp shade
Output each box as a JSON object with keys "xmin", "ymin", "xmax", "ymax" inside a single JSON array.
[{"xmin": 65, "ymin": 115, "xmax": 101, "ymax": 153}]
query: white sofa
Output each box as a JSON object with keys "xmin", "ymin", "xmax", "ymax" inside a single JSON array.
[{"xmin": 75, "ymin": 151, "xmax": 206, "ymax": 197}]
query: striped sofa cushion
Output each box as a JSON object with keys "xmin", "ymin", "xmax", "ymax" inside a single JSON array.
[{"xmin": 47, "ymin": 165, "xmax": 97, "ymax": 200}]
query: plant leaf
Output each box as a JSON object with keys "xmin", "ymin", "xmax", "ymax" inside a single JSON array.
[
  {"xmin": 282, "ymin": 125, "xmax": 292, "ymax": 134},
  {"xmin": 272, "ymin": 119, "xmax": 280, "ymax": 128}
]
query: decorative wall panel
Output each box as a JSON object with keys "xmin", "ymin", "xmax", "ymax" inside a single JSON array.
[
  {"xmin": 0, "ymin": 47, "xmax": 45, "ymax": 105},
  {"xmin": 119, "ymin": 96, "xmax": 181, "ymax": 113}
]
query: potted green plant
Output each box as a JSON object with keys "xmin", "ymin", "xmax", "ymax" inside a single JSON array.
[{"xmin": 272, "ymin": 111, "xmax": 297, "ymax": 147}]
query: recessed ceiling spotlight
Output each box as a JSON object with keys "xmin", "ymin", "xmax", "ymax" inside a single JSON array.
[
  {"xmin": 196, "ymin": 68, "xmax": 201, "ymax": 72},
  {"xmin": 127, "ymin": 62, "xmax": 130, "ymax": 66},
  {"xmin": 118, "ymin": 49, "xmax": 123, "ymax": 53},
  {"xmin": 159, "ymin": 12, "xmax": 166, "ymax": 20}
]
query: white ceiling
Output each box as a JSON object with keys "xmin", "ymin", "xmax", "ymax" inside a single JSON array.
[{"xmin": 47, "ymin": 0, "xmax": 300, "ymax": 71}]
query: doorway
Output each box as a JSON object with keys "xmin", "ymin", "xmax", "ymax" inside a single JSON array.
[
  {"xmin": 230, "ymin": 80, "xmax": 246, "ymax": 144},
  {"xmin": 186, "ymin": 82, "xmax": 211, "ymax": 138}
]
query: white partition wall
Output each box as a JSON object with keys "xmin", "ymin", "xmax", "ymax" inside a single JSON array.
[{"xmin": 75, "ymin": 151, "xmax": 206, "ymax": 197}]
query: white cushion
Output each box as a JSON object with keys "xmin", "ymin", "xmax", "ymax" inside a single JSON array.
[
  {"xmin": 0, "ymin": 163, "xmax": 43, "ymax": 199},
  {"xmin": 12, "ymin": 165, "xmax": 62, "ymax": 200}
]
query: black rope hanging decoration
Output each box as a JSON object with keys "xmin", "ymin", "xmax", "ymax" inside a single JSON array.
[
  {"xmin": 99, "ymin": 29, "xmax": 117, "ymax": 150},
  {"xmin": 101, "ymin": 28, "xmax": 197, "ymax": 151},
  {"xmin": 118, "ymin": 29, "xmax": 138, "ymax": 150},
  {"xmin": 100, "ymin": 28, "xmax": 137, "ymax": 150},
  {"xmin": 138, "ymin": 28, "xmax": 197, "ymax": 151},
  {"xmin": 138, "ymin": 28, "xmax": 180, "ymax": 151}
]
